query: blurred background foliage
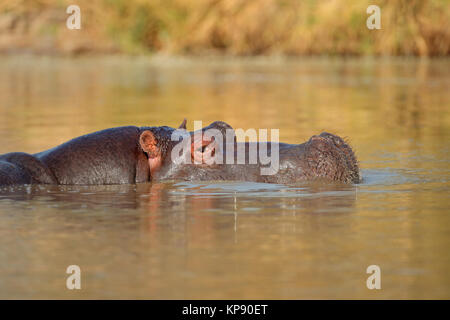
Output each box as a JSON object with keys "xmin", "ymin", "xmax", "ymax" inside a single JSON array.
[{"xmin": 0, "ymin": 0, "xmax": 449, "ymax": 56}]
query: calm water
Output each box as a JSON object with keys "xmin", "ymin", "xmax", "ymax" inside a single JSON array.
[{"xmin": 0, "ymin": 56, "xmax": 449, "ymax": 299}]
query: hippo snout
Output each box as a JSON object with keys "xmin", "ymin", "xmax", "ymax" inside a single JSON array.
[{"xmin": 304, "ymin": 132, "xmax": 360, "ymax": 184}]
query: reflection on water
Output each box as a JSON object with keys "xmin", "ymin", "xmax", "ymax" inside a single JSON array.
[{"xmin": 0, "ymin": 56, "xmax": 449, "ymax": 299}]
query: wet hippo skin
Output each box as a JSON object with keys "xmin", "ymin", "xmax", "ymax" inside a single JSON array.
[
  {"xmin": 1, "ymin": 126, "xmax": 153, "ymax": 186},
  {"xmin": 0, "ymin": 120, "xmax": 195, "ymax": 186},
  {"xmin": 150, "ymin": 131, "xmax": 360, "ymax": 184}
]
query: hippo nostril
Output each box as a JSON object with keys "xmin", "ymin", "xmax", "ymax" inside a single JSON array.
[{"xmin": 332, "ymin": 137, "xmax": 341, "ymax": 146}]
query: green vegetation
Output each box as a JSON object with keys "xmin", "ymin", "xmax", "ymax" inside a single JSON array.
[{"xmin": 0, "ymin": 0, "xmax": 449, "ymax": 56}]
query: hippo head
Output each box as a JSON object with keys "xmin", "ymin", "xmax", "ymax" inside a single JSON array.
[{"xmin": 138, "ymin": 119, "xmax": 234, "ymax": 180}]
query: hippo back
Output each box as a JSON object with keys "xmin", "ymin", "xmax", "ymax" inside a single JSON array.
[
  {"xmin": 0, "ymin": 152, "xmax": 57, "ymax": 186},
  {"xmin": 35, "ymin": 126, "xmax": 149, "ymax": 185}
]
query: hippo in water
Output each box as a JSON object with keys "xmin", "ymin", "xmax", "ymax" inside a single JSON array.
[
  {"xmin": 0, "ymin": 120, "xmax": 359, "ymax": 186},
  {"xmin": 144, "ymin": 122, "xmax": 360, "ymax": 184},
  {"xmin": 0, "ymin": 120, "xmax": 227, "ymax": 186}
]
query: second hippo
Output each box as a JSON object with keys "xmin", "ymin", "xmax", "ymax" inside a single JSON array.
[{"xmin": 144, "ymin": 125, "xmax": 360, "ymax": 184}]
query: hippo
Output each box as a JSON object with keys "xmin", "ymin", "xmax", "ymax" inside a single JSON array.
[
  {"xmin": 0, "ymin": 120, "xmax": 228, "ymax": 186},
  {"xmin": 142, "ymin": 122, "xmax": 360, "ymax": 184},
  {"xmin": 0, "ymin": 120, "xmax": 359, "ymax": 186}
]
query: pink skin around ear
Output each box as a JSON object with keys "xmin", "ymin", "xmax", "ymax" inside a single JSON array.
[{"xmin": 148, "ymin": 157, "xmax": 162, "ymax": 177}]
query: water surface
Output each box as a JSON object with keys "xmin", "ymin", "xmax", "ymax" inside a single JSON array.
[{"xmin": 0, "ymin": 56, "xmax": 449, "ymax": 299}]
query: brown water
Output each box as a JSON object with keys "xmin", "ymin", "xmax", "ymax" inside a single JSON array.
[{"xmin": 0, "ymin": 56, "xmax": 449, "ymax": 299}]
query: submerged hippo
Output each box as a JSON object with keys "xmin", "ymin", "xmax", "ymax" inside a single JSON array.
[
  {"xmin": 145, "ymin": 123, "xmax": 360, "ymax": 184},
  {"xmin": 0, "ymin": 120, "xmax": 359, "ymax": 186},
  {"xmin": 0, "ymin": 120, "xmax": 226, "ymax": 186}
]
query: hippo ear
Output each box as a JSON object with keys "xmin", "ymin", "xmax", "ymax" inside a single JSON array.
[
  {"xmin": 139, "ymin": 131, "xmax": 160, "ymax": 159},
  {"xmin": 178, "ymin": 118, "xmax": 187, "ymax": 130}
]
